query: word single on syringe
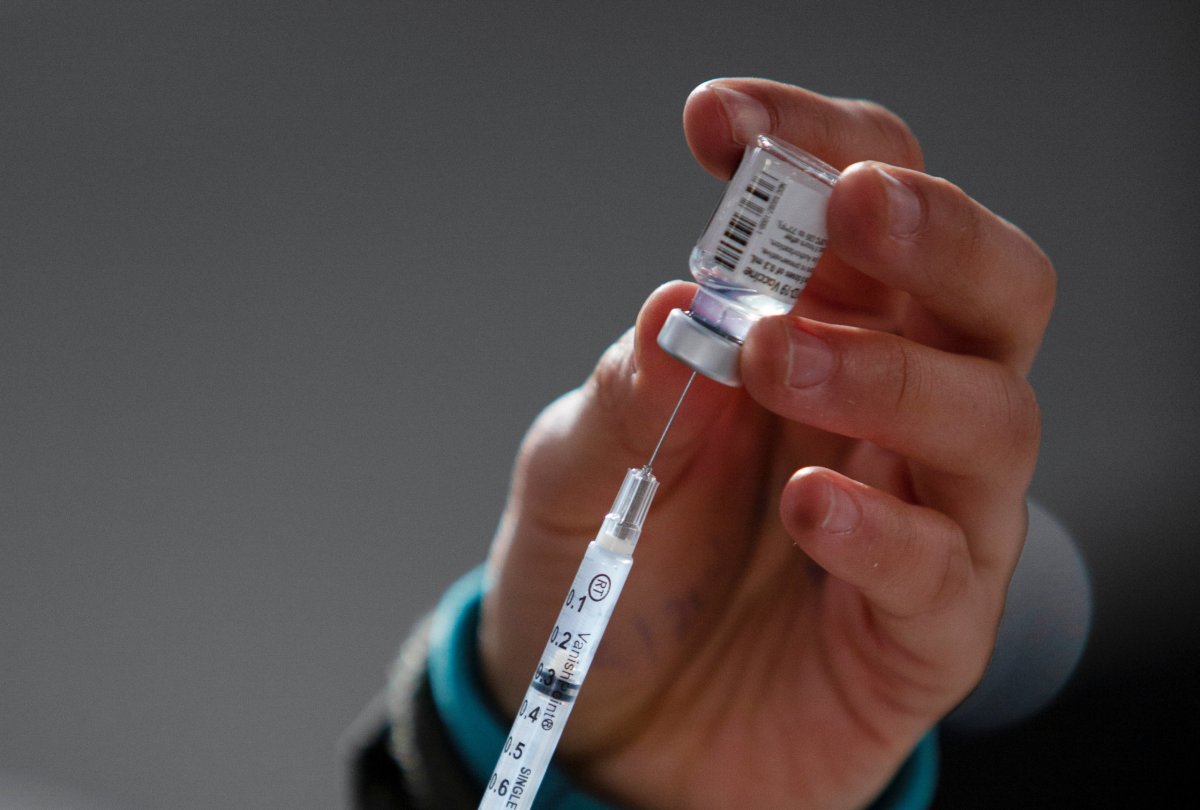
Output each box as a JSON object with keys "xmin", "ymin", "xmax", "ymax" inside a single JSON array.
[{"xmin": 478, "ymin": 371, "xmax": 696, "ymax": 810}]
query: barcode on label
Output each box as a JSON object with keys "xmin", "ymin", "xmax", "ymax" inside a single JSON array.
[{"xmin": 714, "ymin": 169, "xmax": 780, "ymax": 272}]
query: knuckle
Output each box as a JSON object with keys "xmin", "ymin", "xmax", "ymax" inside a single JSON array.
[
  {"xmin": 885, "ymin": 336, "xmax": 926, "ymax": 419},
  {"xmin": 993, "ymin": 217, "xmax": 1058, "ymax": 338},
  {"xmin": 586, "ymin": 330, "xmax": 676, "ymax": 465},
  {"xmin": 588, "ymin": 331, "xmax": 635, "ymax": 417},
  {"xmin": 949, "ymin": 188, "xmax": 988, "ymax": 277},
  {"xmin": 929, "ymin": 184, "xmax": 994, "ymax": 316},
  {"xmin": 851, "ymin": 99, "xmax": 924, "ymax": 169},
  {"xmin": 977, "ymin": 370, "xmax": 1042, "ymax": 474},
  {"xmin": 808, "ymin": 100, "xmax": 843, "ymax": 161},
  {"xmin": 1004, "ymin": 375, "xmax": 1043, "ymax": 458},
  {"xmin": 923, "ymin": 534, "xmax": 971, "ymax": 613},
  {"xmin": 1024, "ymin": 242, "xmax": 1058, "ymax": 325},
  {"xmin": 901, "ymin": 175, "xmax": 986, "ymax": 305},
  {"xmin": 884, "ymin": 514, "xmax": 969, "ymax": 620}
]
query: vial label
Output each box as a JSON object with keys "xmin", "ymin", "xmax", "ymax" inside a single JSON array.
[
  {"xmin": 700, "ymin": 157, "xmax": 830, "ymax": 305},
  {"xmin": 691, "ymin": 137, "xmax": 837, "ymax": 332}
]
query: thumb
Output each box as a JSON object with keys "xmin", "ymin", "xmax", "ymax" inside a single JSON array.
[{"xmin": 513, "ymin": 281, "xmax": 737, "ymax": 521}]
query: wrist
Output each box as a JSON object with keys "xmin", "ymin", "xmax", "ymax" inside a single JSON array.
[
  {"xmin": 426, "ymin": 566, "xmax": 613, "ymax": 809},
  {"xmin": 422, "ymin": 566, "xmax": 937, "ymax": 809}
]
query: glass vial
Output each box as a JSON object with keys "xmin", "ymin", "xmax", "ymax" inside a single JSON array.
[{"xmin": 657, "ymin": 134, "xmax": 839, "ymax": 386}]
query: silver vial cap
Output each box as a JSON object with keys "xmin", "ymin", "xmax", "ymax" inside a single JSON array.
[{"xmin": 656, "ymin": 308, "xmax": 742, "ymax": 387}]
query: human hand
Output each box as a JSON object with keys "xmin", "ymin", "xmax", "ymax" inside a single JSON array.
[{"xmin": 478, "ymin": 78, "xmax": 1054, "ymax": 809}]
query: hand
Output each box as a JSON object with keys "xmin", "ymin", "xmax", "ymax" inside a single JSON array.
[{"xmin": 478, "ymin": 78, "xmax": 1054, "ymax": 809}]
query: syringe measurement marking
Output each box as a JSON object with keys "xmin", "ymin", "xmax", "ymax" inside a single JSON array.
[
  {"xmin": 480, "ymin": 546, "xmax": 631, "ymax": 809},
  {"xmin": 532, "ymin": 634, "xmax": 589, "ymax": 704}
]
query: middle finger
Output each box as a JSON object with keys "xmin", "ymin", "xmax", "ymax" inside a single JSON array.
[
  {"xmin": 740, "ymin": 315, "xmax": 1042, "ymax": 486},
  {"xmin": 826, "ymin": 161, "xmax": 1057, "ymax": 373}
]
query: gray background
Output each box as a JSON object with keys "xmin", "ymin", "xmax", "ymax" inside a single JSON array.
[{"xmin": 2, "ymin": 1, "xmax": 1196, "ymax": 807}]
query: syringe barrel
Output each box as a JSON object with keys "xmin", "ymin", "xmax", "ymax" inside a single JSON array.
[
  {"xmin": 478, "ymin": 467, "xmax": 658, "ymax": 809},
  {"xmin": 479, "ymin": 541, "xmax": 633, "ymax": 809}
]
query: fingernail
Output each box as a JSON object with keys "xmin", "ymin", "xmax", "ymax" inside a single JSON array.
[
  {"xmin": 874, "ymin": 164, "xmax": 923, "ymax": 239},
  {"xmin": 821, "ymin": 479, "xmax": 861, "ymax": 535},
  {"xmin": 709, "ymin": 83, "xmax": 771, "ymax": 144},
  {"xmin": 786, "ymin": 323, "xmax": 834, "ymax": 388}
]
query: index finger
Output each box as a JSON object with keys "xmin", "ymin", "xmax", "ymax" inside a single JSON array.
[
  {"xmin": 827, "ymin": 161, "xmax": 1057, "ymax": 371},
  {"xmin": 683, "ymin": 78, "xmax": 925, "ymax": 179}
]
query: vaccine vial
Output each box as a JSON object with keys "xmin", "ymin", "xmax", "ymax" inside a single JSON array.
[{"xmin": 658, "ymin": 134, "xmax": 839, "ymax": 386}]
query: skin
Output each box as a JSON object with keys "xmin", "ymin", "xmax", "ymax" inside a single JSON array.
[{"xmin": 478, "ymin": 78, "xmax": 1055, "ymax": 809}]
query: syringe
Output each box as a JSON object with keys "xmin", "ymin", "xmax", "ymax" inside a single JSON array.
[{"xmin": 478, "ymin": 372, "xmax": 695, "ymax": 810}]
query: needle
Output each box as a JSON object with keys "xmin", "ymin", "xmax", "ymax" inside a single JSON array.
[{"xmin": 645, "ymin": 371, "xmax": 697, "ymax": 471}]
